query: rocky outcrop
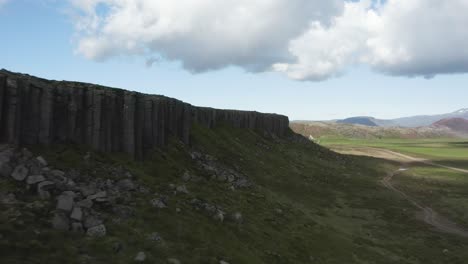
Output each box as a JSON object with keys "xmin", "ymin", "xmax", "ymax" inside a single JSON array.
[{"xmin": 0, "ymin": 70, "xmax": 289, "ymax": 158}]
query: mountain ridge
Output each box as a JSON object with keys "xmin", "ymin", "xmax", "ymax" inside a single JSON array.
[{"xmin": 299, "ymin": 108, "xmax": 468, "ymax": 128}]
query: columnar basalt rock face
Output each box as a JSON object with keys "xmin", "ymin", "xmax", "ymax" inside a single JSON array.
[{"xmin": 0, "ymin": 70, "xmax": 289, "ymax": 158}]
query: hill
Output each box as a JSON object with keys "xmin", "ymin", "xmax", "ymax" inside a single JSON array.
[
  {"xmin": 1, "ymin": 71, "xmax": 468, "ymax": 263},
  {"xmin": 329, "ymin": 108, "xmax": 468, "ymax": 128},
  {"xmin": 433, "ymin": 118, "xmax": 468, "ymax": 135},
  {"xmin": 290, "ymin": 121, "xmax": 456, "ymax": 140},
  {"xmin": 336, "ymin": 117, "xmax": 378, "ymax": 126}
]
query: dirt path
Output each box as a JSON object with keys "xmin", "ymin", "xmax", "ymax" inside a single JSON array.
[
  {"xmin": 375, "ymin": 148, "xmax": 468, "ymax": 174},
  {"xmin": 333, "ymin": 145, "xmax": 468, "ymax": 237},
  {"xmin": 382, "ymin": 151, "xmax": 468, "ymax": 237}
]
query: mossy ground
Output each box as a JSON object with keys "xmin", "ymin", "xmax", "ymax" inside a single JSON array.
[{"xmin": 1, "ymin": 126, "xmax": 468, "ymax": 263}]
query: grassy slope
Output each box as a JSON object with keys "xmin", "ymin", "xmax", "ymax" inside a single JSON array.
[
  {"xmin": 1, "ymin": 126, "xmax": 468, "ymax": 263},
  {"xmin": 394, "ymin": 165, "xmax": 468, "ymax": 228}
]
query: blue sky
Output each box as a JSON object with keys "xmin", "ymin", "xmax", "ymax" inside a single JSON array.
[{"xmin": 1, "ymin": 1, "xmax": 467, "ymax": 120}]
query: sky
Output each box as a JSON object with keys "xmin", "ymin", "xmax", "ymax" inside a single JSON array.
[{"xmin": 0, "ymin": 0, "xmax": 467, "ymax": 120}]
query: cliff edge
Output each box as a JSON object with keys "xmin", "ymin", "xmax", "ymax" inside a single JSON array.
[{"xmin": 0, "ymin": 70, "xmax": 289, "ymax": 158}]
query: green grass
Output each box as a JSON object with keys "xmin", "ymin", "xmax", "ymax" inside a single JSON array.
[
  {"xmin": 320, "ymin": 137, "xmax": 468, "ymax": 169},
  {"xmin": 2, "ymin": 127, "xmax": 468, "ymax": 263},
  {"xmin": 394, "ymin": 165, "xmax": 468, "ymax": 227}
]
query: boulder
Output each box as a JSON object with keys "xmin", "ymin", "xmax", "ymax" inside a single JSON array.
[
  {"xmin": 176, "ymin": 185, "xmax": 189, "ymax": 194},
  {"xmin": 213, "ymin": 210, "xmax": 225, "ymax": 222},
  {"xmin": 79, "ymin": 185, "xmax": 97, "ymax": 197},
  {"xmin": 36, "ymin": 156, "xmax": 48, "ymax": 167},
  {"xmin": 56, "ymin": 193, "xmax": 74, "ymax": 212},
  {"xmin": 83, "ymin": 215, "xmax": 102, "ymax": 229},
  {"xmin": 150, "ymin": 198, "xmax": 167, "ymax": 209},
  {"xmin": 11, "ymin": 165, "xmax": 29, "ymax": 181},
  {"xmin": 87, "ymin": 191, "xmax": 107, "ymax": 200},
  {"xmin": 37, "ymin": 181, "xmax": 55, "ymax": 199},
  {"xmin": 116, "ymin": 179, "xmax": 136, "ymax": 191},
  {"xmin": 26, "ymin": 175, "xmax": 46, "ymax": 185},
  {"xmin": 50, "ymin": 170, "xmax": 65, "ymax": 178},
  {"xmin": 76, "ymin": 199, "xmax": 93, "ymax": 209},
  {"xmin": 167, "ymin": 258, "xmax": 181, "ymax": 264},
  {"xmin": 70, "ymin": 207, "xmax": 83, "ymax": 221},
  {"xmin": 181, "ymin": 171, "xmax": 192, "ymax": 182},
  {"xmin": 86, "ymin": 224, "xmax": 106, "ymax": 237},
  {"xmin": 134, "ymin": 252, "xmax": 146, "ymax": 262},
  {"xmin": 146, "ymin": 232, "xmax": 162, "ymax": 243},
  {"xmin": 230, "ymin": 212, "xmax": 243, "ymax": 224},
  {"xmin": 52, "ymin": 213, "xmax": 70, "ymax": 231},
  {"xmin": 21, "ymin": 148, "xmax": 33, "ymax": 159}
]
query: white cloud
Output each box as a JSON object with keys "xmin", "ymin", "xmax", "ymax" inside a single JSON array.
[
  {"xmin": 71, "ymin": 0, "xmax": 468, "ymax": 81},
  {"xmin": 365, "ymin": 0, "xmax": 468, "ymax": 77},
  {"xmin": 275, "ymin": 0, "xmax": 468, "ymax": 80},
  {"xmin": 70, "ymin": 0, "xmax": 343, "ymax": 72}
]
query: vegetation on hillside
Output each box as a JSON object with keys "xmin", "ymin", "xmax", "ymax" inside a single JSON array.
[{"xmin": 1, "ymin": 126, "xmax": 468, "ymax": 263}]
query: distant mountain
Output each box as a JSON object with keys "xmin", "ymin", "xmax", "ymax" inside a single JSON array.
[
  {"xmin": 337, "ymin": 117, "xmax": 378, "ymax": 126},
  {"xmin": 389, "ymin": 108, "xmax": 468, "ymax": 127},
  {"xmin": 290, "ymin": 121, "xmax": 457, "ymax": 140},
  {"xmin": 432, "ymin": 118, "xmax": 468, "ymax": 134},
  {"xmin": 330, "ymin": 108, "xmax": 468, "ymax": 128}
]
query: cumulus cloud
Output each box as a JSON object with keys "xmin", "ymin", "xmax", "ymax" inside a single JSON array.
[
  {"xmin": 70, "ymin": 0, "xmax": 468, "ymax": 81},
  {"xmin": 70, "ymin": 0, "xmax": 343, "ymax": 72}
]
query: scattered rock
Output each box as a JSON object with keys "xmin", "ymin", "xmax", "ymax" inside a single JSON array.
[
  {"xmin": 167, "ymin": 258, "xmax": 181, "ymax": 264},
  {"xmin": 76, "ymin": 199, "xmax": 93, "ymax": 209},
  {"xmin": 26, "ymin": 175, "xmax": 46, "ymax": 185},
  {"xmin": 150, "ymin": 198, "xmax": 167, "ymax": 209},
  {"xmin": 116, "ymin": 179, "xmax": 136, "ymax": 191},
  {"xmin": 1, "ymin": 193, "xmax": 17, "ymax": 205},
  {"xmin": 86, "ymin": 224, "xmax": 106, "ymax": 237},
  {"xmin": 79, "ymin": 185, "xmax": 97, "ymax": 197},
  {"xmin": 147, "ymin": 232, "xmax": 163, "ymax": 243},
  {"xmin": 52, "ymin": 213, "xmax": 70, "ymax": 231},
  {"xmin": 87, "ymin": 191, "xmax": 107, "ymax": 201},
  {"xmin": 176, "ymin": 208, "xmax": 181, "ymax": 213},
  {"xmin": 37, "ymin": 181, "xmax": 55, "ymax": 199},
  {"xmin": 21, "ymin": 148, "xmax": 33, "ymax": 159},
  {"xmin": 36, "ymin": 156, "xmax": 48, "ymax": 167},
  {"xmin": 176, "ymin": 185, "xmax": 189, "ymax": 194},
  {"xmin": 11, "ymin": 165, "xmax": 29, "ymax": 181},
  {"xmin": 112, "ymin": 242, "xmax": 124, "ymax": 253},
  {"xmin": 83, "ymin": 215, "xmax": 103, "ymax": 229},
  {"xmin": 56, "ymin": 193, "xmax": 74, "ymax": 212},
  {"xmin": 50, "ymin": 170, "xmax": 65, "ymax": 178},
  {"xmin": 70, "ymin": 207, "xmax": 83, "ymax": 221},
  {"xmin": 213, "ymin": 210, "xmax": 225, "ymax": 222},
  {"xmin": 181, "ymin": 171, "xmax": 192, "ymax": 182},
  {"xmin": 230, "ymin": 212, "xmax": 243, "ymax": 224},
  {"xmin": 134, "ymin": 252, "xmax": 146, "ymax": 262},
  {"xmin": 275, "ymin": 208, "xmax": 283, "ymax": 215},
  {"xmin": 219, "ymin": 261, "xmax": 230, "ymax": 264}
]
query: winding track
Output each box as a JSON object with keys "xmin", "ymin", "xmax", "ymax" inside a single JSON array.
[{"xmin": 379, "ymin": 150, "xmax": 468, "ymax": 238}]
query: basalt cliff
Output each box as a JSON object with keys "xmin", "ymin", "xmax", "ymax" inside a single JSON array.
[{"xmin": 0, "ymin": 70, "xmax": 289, "ymax": 158}]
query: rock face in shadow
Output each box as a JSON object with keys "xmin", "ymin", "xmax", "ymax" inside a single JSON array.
[{"xmin": 0, "ymin": 70, "xmax": 289, "ymax": 158}]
